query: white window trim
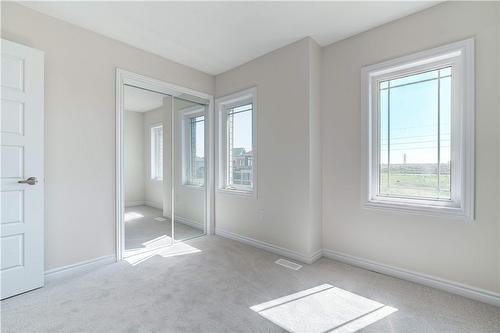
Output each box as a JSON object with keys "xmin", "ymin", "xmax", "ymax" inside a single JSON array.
[
  {"xmin": 360, "ymin": 39, "xmax": 475, "ymax": 221},
  {"xmin": 150, "ymin": 123, "xmax": 163, "ymax": 181},
  {"xmin": 215, "ymin": 87, "xmax": 257, "ymax": 197},
  {"xmin": 181, "ymin": 105, "xmax": 206, "ymax": 189}
]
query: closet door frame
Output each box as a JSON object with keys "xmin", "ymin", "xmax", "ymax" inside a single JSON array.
[{"xmin": 115, "ymin": 68, "xmax": 214, "ymax": 261}]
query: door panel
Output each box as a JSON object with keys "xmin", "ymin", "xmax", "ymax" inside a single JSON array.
[
  {"xmin": 1, "ymin": 190, "xmax": 24, "ymax": 224},
  {"xmin": 1, "ymin": 39, "xmax": 44, "ymax": 299},
  {"xmin": 1, "ymin": 99, "xmax": 24, "ymax": 134},
  {"xmin": 1, "ymin": 234, "xmax": 24, "ymax": 270},
  {"xmin": 1, "ymin": 54, "xmax": 25, "ymax": 91}
]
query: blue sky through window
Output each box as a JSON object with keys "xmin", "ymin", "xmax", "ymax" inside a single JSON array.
[
  {"xmin": 378, "ymin": 67, "xmax": 452, "ymax": 199},
  {"xmin": 194, "ymin": 116, "xmax": 204, "ymax": 158},
  {"xmin": 380, "ymin": 68, "xmax": 451, "ymax": 165},
  {"xmin": 231, "ymin": 104, "xmax": 252, "ymax": 152}
]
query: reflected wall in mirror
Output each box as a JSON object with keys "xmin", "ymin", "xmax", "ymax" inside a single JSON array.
[
  {"xmin": 173, "ymin": 95, "xmax": 207, "ymax": 241},
  {"xmin": 123, "ymin": 85, "xmax": 173, "ymax": 255}
]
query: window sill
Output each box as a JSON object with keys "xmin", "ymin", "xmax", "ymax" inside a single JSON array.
[
  {"xmin": 362, "ymin": 197, "xmax": 472, "ymax": 222},
  {"xmin": 182, "ymin": 184, "xmax": 205, "ymax": 191},
  {"xmin": 216, "ymin": 187, "xmax": 255, "ymax": 198}
]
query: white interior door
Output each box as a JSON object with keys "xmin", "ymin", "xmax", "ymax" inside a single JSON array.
[{"xmin": 1, "ymin": 39, "xmax": 44, "ymax": 299}]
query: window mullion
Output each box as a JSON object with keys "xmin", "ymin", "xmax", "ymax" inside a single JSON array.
[
  {"xmin": 156, "ymin": 128, "xmax": 160, "ymax": 179},
  {"xmin": 437, "ymin": 70, "xmax": 441, "ymax": 199},
  {"xmin": 156, "ymin": 129, "xmax": 159, "ymax": 179},
  {"xmin": 227, "ymin": 111, "xmax": 234, "ymax": 187},
  {"xmin": 190, "ymin": 117, "xmax": 196, "ymax": 184},
  {"xmin": 387, "ymin": 86, "xmax": 391, "ymax": 193},
  {"xmin": 158, "ymin": 129, "xmax": 161, "ymax": 178}
]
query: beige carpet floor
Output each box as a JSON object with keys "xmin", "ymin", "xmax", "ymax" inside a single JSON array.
[{"xmin": 1, "ymin": 236, "xmax": 499, "ymax": 332}]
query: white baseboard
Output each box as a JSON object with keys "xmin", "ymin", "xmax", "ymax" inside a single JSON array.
[
  {"xmin": 144, "ymin": 201, "xmax": 162, "ymax": 209},
  {"xmin": 310, "ymin": 248, "xmax": 323, "ymax": 263},
  {"xmin": 213, "ymin": 229, "xmax": 499, "ymax": 306},
  {"xmin": 125, "ymin": 201, "xmax": 163, "ymax": 209},
  {"xmin": 215, "ymin": 228, "xmax": 321, "ymax": 264},
  {"xmin": 322, "ymin": 249, "xmax": 500, "ymax": 307},
  {"xmin": 125, "ymin": 201, "xmax": 145, "ymax": 207},
  {"xmin": 45, "ymin": 255, "xmax": 116, "ymax": 280},
  {"xmin": 175, "ymin": 216, "xmax": 204, "ymax": 230},
  {"xmin": 41, "ymin": 233, "xmax": 499, "ymax": 307}
]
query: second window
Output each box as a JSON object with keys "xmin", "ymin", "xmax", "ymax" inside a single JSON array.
[{"xmin": 217, "ymin": 88, "xmax": 256, "ymax": 194}]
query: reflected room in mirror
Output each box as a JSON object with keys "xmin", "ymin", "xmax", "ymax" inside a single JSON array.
[{"xmin": 123, "ymin": 85, "xmax": 207, "ymax": 257}]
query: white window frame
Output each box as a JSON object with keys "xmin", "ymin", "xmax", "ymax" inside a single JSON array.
[
  {"xmin": 216, "ymin": 87, "xmax": 257, "ymax": 197},
  {"xmin": 150, "ymin": 123, "xmax": 163, "ymax": 181},
  {"xmin": 361, "ymin": 39, "xmax": 475, "ymax": 220},
  {"xmin": 181, "ymin": 105, "xmax": 206, "ymax": 188}
]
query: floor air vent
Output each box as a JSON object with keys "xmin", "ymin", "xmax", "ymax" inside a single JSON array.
[{"xmin": 275, "ymin": 259, "xmax": 302, "ymax": 270}]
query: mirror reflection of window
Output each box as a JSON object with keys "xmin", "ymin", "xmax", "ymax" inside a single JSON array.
[
  {"xmin": 150, "ymin": 124, "xmax": 163, "ymax": 181},
  {"xmin": 175, "ymin": 96, "xmax": 207, "ymax": 242},
  {"xmin": 187, "ymin": 114, "xmax": 205, "ymax": 186}
]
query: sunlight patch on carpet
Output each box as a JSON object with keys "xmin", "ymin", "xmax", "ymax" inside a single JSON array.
[
  {"xmin": 124, "ymin": 211, "xmax": 144, "ymax": 221},
  {"xmin": 250, "ymin": 284, "xmax": 397, "ymax": 333},
  {"xmin": 124, "ymin": 242, "xmax": 202, "ymax": 266},
  {"xmin": 142, "ymin": 235, "xmax": 170, "ymax": 247}
]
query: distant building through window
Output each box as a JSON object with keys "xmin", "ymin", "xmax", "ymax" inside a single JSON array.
[
  {"xmin": 227, "ymin": 103, "xmax": 253, "ymax": 188},
  {"xmin": 230, "ymin": 147, "xmax": 253, "ymax": 186}
]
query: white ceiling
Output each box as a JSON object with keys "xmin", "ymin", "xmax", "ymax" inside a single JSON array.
[
  {"xmin": 21, "ymin": 1, "xmax": 439, "ymax": 75},
  {"xmin": 124, "ymin": 85, "xmax": 166, "ymax": 112}
]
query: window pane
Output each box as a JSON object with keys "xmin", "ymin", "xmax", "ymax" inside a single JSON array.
[
  {"xmin": 378, "ymin": 67, "xmax": 452, "ymax": 200},
  {"xmin": 379, "ymin": 88, "xmax": 389, "ymax": 195},
  {"xmin": 439, "ymin": 75, "xmax": 451, "ymax": 199},
  {"xmin": 189, "ymin": 116, "xmax": 205, "ymax": 185},
  {"xmin": 227, "ymin": 104, "xmax": 253, "ymax": 188}
]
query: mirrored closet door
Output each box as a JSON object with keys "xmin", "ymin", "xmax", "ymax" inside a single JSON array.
[{"xmin": 122, "ymin": 85, "xmax": 207, "ymax": 257}]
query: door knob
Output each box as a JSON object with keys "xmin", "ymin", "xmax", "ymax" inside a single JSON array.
[{"xmin": 18, "ymin": 177, "xmax": 38, "ymax": 185}]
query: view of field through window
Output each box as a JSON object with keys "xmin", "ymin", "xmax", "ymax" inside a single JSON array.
[{"xmin": 379, "ymin": 67, "xmax": 451, "ymax": 199}]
